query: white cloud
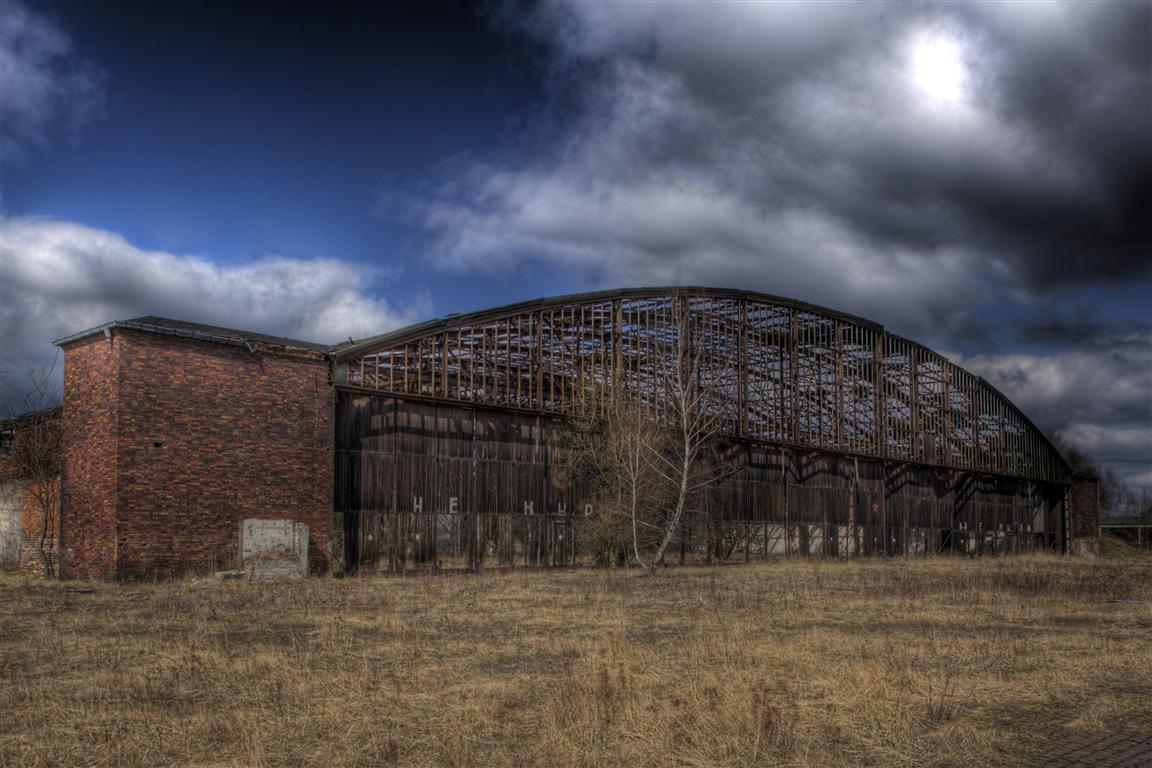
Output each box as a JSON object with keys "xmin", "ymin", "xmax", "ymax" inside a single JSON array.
[
  {"xmin": 426, "ymin": 167, "xmax": 991, "ymax": 337},
  {"xmin": 0, "ymin": 215, "xmax": 425, "ymax": 399},
  {"xmin": 1061, "ymin": 424, "xmax": 1152, "ymax": 461},
  {"xmin": 958, "ymin": 347, "xmax": 1152, "ymax": 429},
  {"xmin": 1129, "ymin": 470, "xmax": 1152, "ymax": 488},
  {"xmin": 957, "ymin": 346, "xmax": 1152, "ymax": 487},
  {"xmin": 0, "ymin": 1, "xmax": 104, "ymax": 164},
  {"xmin": 1060, "ymin": 423, "xmax": 1152, "ymax": 489}
]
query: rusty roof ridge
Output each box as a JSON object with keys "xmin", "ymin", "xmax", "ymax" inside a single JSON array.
[{"xmin": 330, "ymin": 285, "xmax": 888, "ymax": 360}]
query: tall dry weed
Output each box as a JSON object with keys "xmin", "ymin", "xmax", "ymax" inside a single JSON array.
[{"xmin": 0, "ymin": 554, "xmax": 1148, "ymax": 768}]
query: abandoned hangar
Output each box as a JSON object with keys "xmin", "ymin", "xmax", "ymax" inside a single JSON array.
[{"xmin": 18, "ymin": 287, "xmax": 1096, "ymax": 578}]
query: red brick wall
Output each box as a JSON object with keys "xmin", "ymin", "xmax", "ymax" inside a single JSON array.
[
  {"xmin": 19, "ymin": 478, "xmax": 60, "ymax": 576},
  {"xmin": 0, "ymin": 414, "xmax": 60, "ymax": 481},
  {"xmin": 110, "ymin": 330, "xmax": 333, "ymax": 578},
  {"xmin": 1, "ymin": 410, "xmax": 62, "ymax": 575},
  {"xmin": 60, "ymin": 335, "xmax": 119, "ymax": 578},
  {"xmin": 0, "ymin": 451, "xmax": 19, "ymax": 482}
]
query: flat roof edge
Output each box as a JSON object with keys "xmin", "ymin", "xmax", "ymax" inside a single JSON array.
[
  {"xmin": 53, "ymin": 321, "xmax": 119, "ymax": 347},
  {"xmin": 53, "ymin": 320, "xmax": 321, "ymax": 354}
]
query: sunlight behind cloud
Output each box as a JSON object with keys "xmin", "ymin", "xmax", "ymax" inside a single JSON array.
[{"xmin": 905, "ymin": 25, "xmax": 970, "ymax": 111}]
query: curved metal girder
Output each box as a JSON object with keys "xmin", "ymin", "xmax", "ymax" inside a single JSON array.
[{"xmin": 333, "ymin": 287, "xmax": 1069, "ymax": 483}]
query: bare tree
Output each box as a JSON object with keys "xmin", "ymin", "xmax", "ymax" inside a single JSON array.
[
  {"xmin": 608, "ymin": 388, "xmax": 672, "ymax": 571},
  {"xmin": 645, "ymin": 295, "xmax": 734, "ymax": 570},
  {"xmin": 1048, "ymin": 430, "xmax": 1134, "ymax": 519},
  {"xmin": 1131, "ymin": 488, "xmax": 1152, "ymax": 524},
  {"xmin": 1047, "ymin": 431, "xmax": 1096, "ymax": 475},
  {"xmin": 568, "ymin": 295, "xmax": 742, "ymax": 574},
  {"xmin": 567, "ymin": 384, "xmax": 669, "ymax": 568},
  {"xmin": 1, "ymin": 359, "xmax": 63, "ymax": 577}
]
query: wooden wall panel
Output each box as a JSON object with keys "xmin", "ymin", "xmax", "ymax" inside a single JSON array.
[{"xmin": 335, "ymin": 392, "xmax": 1064, "ymax": 572}]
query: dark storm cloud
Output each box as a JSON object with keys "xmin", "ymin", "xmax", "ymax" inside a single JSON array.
[
  {"xmin": 961, "ymin": 337, "xmax": 1151, "ymax": 430},
  {"xmin": 417, "ymin": 1, "xmax": 1151, "ymax": 485},
  {"xmin": 1020, "ymin": 314, "xmax": 1106, "ymax": 346},
  {"xmin": 424, "ymin": 2, "xmax": 1150, "ymax": 319},
  {"xmin": 1019, "ymin": 310, "xmax": 1152, "ymax": 347},
  {"xmin": 923, "ymin": 307, "xmax": 1152, "ymax": 487},
  {"xmin": 959, "ymin": 311, "xmax": 1151, "ymax": 486}
]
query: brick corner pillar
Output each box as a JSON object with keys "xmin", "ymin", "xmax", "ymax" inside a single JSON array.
[
  {"xmin": 58, "ymin": 334, "xmax": 121, "ymax": 579},
  {"xmin": 1067, "ymin": 473, "xmax": 1100, "ymax": 556}
]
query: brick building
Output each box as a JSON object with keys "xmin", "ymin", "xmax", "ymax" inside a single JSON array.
[
  {"xmin": 17, "ymin": 288, "xmax": 1101, "ymax": 579},
  {"xmin": 0, "ymin": 407, "xmax": 61, "ymax": 576},
  {"xmin": 49, "ymin": 318, "xmax": 333, "ymax": 578}
]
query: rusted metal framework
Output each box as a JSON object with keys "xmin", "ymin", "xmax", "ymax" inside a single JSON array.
[
  {"xmin": 334, "ymin": 288, "xmax": 1067, "ymax": 484},
  {"xmin": 332, "ymin": 289, "xmax": 1072, "ymax": 572}
]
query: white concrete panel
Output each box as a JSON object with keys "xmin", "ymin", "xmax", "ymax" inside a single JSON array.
[
  {"xmin": 0, "ymin": 482, "xmax": 21, "ymax": 566},
  {"xmin": 240, "ymin": 519, "xmax": 309, "ymax": 578}
]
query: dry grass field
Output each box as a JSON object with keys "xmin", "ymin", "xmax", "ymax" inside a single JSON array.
[{"xmin": 2, "ymin": 552, "xmax": 1150, "ymax": 768}]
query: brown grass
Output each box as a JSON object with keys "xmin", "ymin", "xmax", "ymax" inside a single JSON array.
[{"xmin": 1, "ymin": 553, "xmax": 1150, "ymax": 767}]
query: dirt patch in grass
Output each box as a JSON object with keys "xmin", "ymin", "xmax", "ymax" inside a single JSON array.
[{"xmin": 1, "ymin": 554, "xmax": 1149, "ymax": 767}]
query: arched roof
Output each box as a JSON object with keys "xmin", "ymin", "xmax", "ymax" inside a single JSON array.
[{"xmin": 333, "ymin": 287, "xmax": 1070, "ymax": 483}]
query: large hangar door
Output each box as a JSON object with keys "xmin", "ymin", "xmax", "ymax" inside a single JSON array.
[
  {"xmin": 338, "ymin": 392, "xmax": 487, "ymax": 573},
  {"xmin": 335, "ymin": 391, "xmax": 394, "ymax": 574},
  {"xmin": 336, "ymin": 390, "xmax": 585, "ymax": 573},
  {"xmin": 345, "ymin": 394, "xmax": 426, "ymax": 573}
]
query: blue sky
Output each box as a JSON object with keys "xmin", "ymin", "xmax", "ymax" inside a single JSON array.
[
  {"xmin": 1, "ymin": 1, "xmax": 1149, "ymax": 486},
  {"xmin": 1, "ymin": 2, "xmax": 583, "ymax": 312}
]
